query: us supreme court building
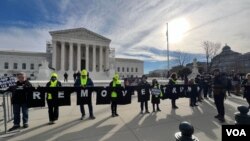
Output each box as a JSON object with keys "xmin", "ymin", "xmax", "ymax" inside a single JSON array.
[{"xmin": 0, "ymin": 28, "xmax": 144, "ymax": 80}]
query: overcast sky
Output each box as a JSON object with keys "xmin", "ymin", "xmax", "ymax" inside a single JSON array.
[{"xmin": 0, "ymin": 0, "xmax": 249, "ymax": 73}]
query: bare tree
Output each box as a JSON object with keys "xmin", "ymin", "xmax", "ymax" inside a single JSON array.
[
  {"xmin": 202, "ymin": 41, "xmax": 221, "ymax": 72},
  {"xmin": 174, "ymin": 50, "xmax": 192, "ymax": 67}
]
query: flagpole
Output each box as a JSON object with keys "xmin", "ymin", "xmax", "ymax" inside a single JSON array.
[{"xmin": 166, "ymin": 23, "xmax": 169, "ymax": 70}]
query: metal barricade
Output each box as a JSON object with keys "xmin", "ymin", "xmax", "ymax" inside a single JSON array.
[{"xmin": 0, "ymin": 92, "xmax": 13, "ymax": 133}]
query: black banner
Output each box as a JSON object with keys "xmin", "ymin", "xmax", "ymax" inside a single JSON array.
[{"xmin": 8, "ymin": 85, "xmax": 211, "ymax": 107}]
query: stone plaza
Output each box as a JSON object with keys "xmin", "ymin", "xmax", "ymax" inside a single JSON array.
[{"xmin": 0, "ymin": 93, "xmax": 248, "ymax": 141}]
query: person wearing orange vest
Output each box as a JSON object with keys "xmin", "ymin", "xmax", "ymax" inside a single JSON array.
[
  {"xmin": 74, "ymin": 69, "xmax": 95, "ymax": 120},
  {"xmin": 46, "ymin": 73, "xmax": 62, "ymax": 125},
  {"xmin": 109, "ymin": 73, "xmax": 121, "ymax": 117}
]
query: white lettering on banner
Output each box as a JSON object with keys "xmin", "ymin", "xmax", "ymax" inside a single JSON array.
[
  {"xmin": 122, "ymin": 90, "xmax": 127, "ymax": 96},
  {"xmin": 141, "ymin": 89, "xmax": 145, "ymax": 95},
  {"xmin": 226, "ymin": 129, "xmax": 246, "ymax": 136},
  {"xmin": 101, "ymin": 90, "xmax": 107, "ymax": 97},
  {"xmin": 151, "ymin": 88, "xmax": 161, "ymax": 96},
  {"xmin": 197, "ymin": 87, "xmax": 200, "ymax": 91},
  {"xmin": 187, "ymin": 87, "xmax": 192, "ymax": 92},
  {"xmin": 58, "ymin": 91, "xmax": 64, "ymax": 98},
  {"xmin": 172, "ymin": 88, "xmax": 177, "ymax": 93},
  {"xmin": 81, "ymin": 89, "xmax": 88, "ymax": 97},
  {"xmin": 162, "ymin": 87, "xmax": 167, "ymax": 93},
  {"xmin": 33, "ymin": 92, "xmax": 41, "ymax": 99},
  {"xmin": 180, "ymin": 87, "xmax": 184, "ymax": 92}
]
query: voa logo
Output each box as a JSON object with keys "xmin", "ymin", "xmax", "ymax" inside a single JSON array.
[{"xmin": 226, "ymin": 129, "xmax": 246, "ymax": 136}]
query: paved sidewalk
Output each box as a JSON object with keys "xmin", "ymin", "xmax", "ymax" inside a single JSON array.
[{"xmin": 0, "ymin": 94, "xmax": 248, "ymax": 141}]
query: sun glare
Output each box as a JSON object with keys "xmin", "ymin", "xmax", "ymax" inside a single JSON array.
[{"xmin": 168, "ymin": 17, "xmax": 190, "ymax": 43}]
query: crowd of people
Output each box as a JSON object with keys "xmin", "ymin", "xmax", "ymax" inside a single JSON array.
[{"xmin": 7, "ymin": 69, "xmax": 250, "ymax": 132}]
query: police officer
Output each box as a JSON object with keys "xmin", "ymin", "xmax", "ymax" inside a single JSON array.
[
  {"xmin": 46, "ymin": 73, "xmax": 62, "ymax": 125},
  {"xmin": 74, "ymin": 69, "xmax": 95, "ymax": 120},
  {"xmin": 213, "ymin": 69, "xmax": 227, "ymax": 122},
  {"xmin": 168, "ymin": 73, "xmax": 179, "ymax": 109},
  {"xmin": 110, "ymin": 73, "xmax": 121, "ymax": 117}
]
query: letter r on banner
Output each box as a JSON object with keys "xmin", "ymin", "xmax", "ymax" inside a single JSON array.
[{"xmin": 33, "ymin": 91, "xmax": 41, "ymax": 99}]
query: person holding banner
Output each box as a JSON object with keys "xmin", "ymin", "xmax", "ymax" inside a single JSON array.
[
  {"xmin": 74, "ymin": 70, "xmax": 95, "ymax": 120},
  {"xmin": 168, "ymin": 73, "xmax": 179, "ymax": 109},
  {"xmin": 151, "ymin": 79, "xmax": 162, "ymax": 112},
  {"xmin": 46, "ymin": 73, "xmax": 62, "ymax": 125},
  {"xmin": 139, "ymin": 75, "xmax": 150, "ymax": 114},
  {"xmin": 8, "ymin": 72, "xmax": 32, "ymax": 131},
  {"xmin": 110, "ymin": 73, "xmax": 121, "ymax": 117}
]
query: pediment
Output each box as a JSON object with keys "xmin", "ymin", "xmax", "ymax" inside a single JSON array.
[{"xmin": 49, "ymin": 28, "xmax": 111, "ymax": 43}]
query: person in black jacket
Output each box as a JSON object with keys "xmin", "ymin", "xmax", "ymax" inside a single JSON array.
[
  {"xmin": 242, "ymin": 73, "xmax": 250, "ymax": 109},
  {"xmin": 46, "ymin": 73, "xmax": 62, "ymax": 125},
  {"xmin": 151, "ymin": 79, "xmax": 162, "ymax": 112},
  {"xmin": 109, "ymin": 74, "xmax": 122, "ymax": 117},
  {"xmin": 74, "ymin": 70, "xmax": 95, "ymax": 120},
  {"xmin": 213, "ymin": 69, "xmax": 228, "ymax": 123},
  {"xmin": 139, "ymin": 75, "xmax": 150, "ymax": 114},
  {"xmin": 8, "ymin": 72, "xmax": 32, "ymax": 131},
  {"xmin": 168, "ymin": 73, "xmax": 179, "ymax": 109}
]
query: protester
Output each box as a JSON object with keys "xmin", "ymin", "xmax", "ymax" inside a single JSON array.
[
  {"xmin": 109, "ymin": 73, "xmax": 121, "ymax": 117},
  {"xmin": 242, "ymin": 73, "xmax": 250, "ymax": 109},
  {"xmin": 74, "ymin": 69, "xmax": 95, "ymax": 120},
  {"xmin": 189, "ymin": 79, "xmax": 198, "ymax": 107},
  {"xmin": 138, "ymin": 75, "xmax": 150, "ymax": 114},
  {"xmin": 8, "ymin": 72, "xmax": 32, "ymax": 131},
  {"xmin": 168, "ymin": 73, "xmax": 179, "ymax": 109},
  {"xmin": 151, "ymin": 79, "xmax": 162, "ymax": 112},
  {"xmin": 46, "ymin": 73, "xmax": 62, "ymax": 125}
]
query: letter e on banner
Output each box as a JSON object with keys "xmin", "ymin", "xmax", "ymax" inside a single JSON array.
[
  {"xmin": 58, "ymin": 91, "xmax": 64, "ymax": 98},
  {"xmin": 141, "ymin": 89, "xmax": 145, "ymax": 95}
]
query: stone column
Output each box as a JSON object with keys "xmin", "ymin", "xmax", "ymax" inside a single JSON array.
[
  {"xmin": 52, "ymin": 40, "xmax": 57, "ymax": 70},
  {"xmin": 77, "ymin": 43, "xmax": 81, "ymax": 71},
  {"xmin": 92, "ymin": 45, "xmax": 96, "ymax": 72},
  {"xmin": 69, "ymin": 42, "xmax": 73, "ymax": 71},
  {"xmin": 61, "ymin": 41, "xmax": 65, "ymax": 71},
  {"xmin": 106, "ymin": 47, "xmax": 109, "ymax": 70},
  {"xmin": 99, "ymin": 47, "xmax": 103, "ymax": 72},
  {"xmin": 86, "ymin": 44, "xmax": 89, "ymax": 71}
]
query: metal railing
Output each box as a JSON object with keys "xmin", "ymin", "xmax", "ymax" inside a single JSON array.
[{"xmin": 0, "ymin": 92, "xmax": 13, "ymax": 133}]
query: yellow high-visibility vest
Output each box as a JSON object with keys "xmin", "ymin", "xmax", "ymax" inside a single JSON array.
[
  {"xmin": 111, "ymin": 80, "xmax": 121, "ymax": 98},
  {"xmin": 48, "ymin": 80, "xmax": 57, "ymax": 100}
]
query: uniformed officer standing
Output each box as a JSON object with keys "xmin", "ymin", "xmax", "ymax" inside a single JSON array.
[
  {"xmin": 109, "ymin": 74, "xmax": 121, "ymax": 117},
  {"xmin": 74, "ymin": 69, "xmax": 95, "ymax": 120},
  {"xmin": 46, "ymin": 73, "xmax": 62, "ymax": 125}
]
